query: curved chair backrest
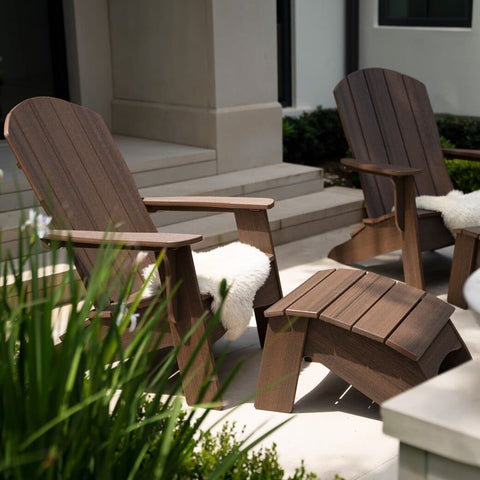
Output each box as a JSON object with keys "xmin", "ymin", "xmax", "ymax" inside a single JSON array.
[
  {"xmin": 4, "ymin": 97, "xmax": 157, "ymax": 299},
  {"xmin": 334, "ymin": 68, "xmax": 453, "ymax": 218}
]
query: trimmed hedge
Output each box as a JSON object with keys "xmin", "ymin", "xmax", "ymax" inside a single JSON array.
[
  {"xmin": 282, "ymin": 107, "xmax": 348, "ymax": 166},
  {"xmin": 436, "ymin": 114, "xmax": 480, "ymax": 150},
  {"xmin": 445, "ymin": 158, "xmax": 480, "ymax": 193},
  {"xmin": 283, "ymin": 107, "xmax": 480, "ymax": 192}
]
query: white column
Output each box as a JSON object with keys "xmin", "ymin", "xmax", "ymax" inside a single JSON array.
[{"xmin": 108, "ymin": 0, "xmax": 282, "ymax": 172}]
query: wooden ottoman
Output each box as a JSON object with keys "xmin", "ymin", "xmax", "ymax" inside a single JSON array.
[
  {"xmin": 255, "ymin": 268, "xmax": 471, "ymax": 413},
  {"xmin": 448, "ymin": 226, "xmax": 480, "ymax": 309}
]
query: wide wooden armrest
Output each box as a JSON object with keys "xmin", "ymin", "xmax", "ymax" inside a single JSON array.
[
  {"xmin": 143, "ymin": 196, "xmax": 274, "ymax": 213},
  {"xmin": 442, "ymin": 148, "xmax": 480, "ymax": 162},
  {"xmin": 43, "ymin": 229, "xmax": 203, "ymax": 249},
  {"xmin": 452, "ymin": 226, "xmax": 480, "ymax": 237},
  {"xmin": 341, "ymin": 158, "xmax": 423, "ymax": 177}
]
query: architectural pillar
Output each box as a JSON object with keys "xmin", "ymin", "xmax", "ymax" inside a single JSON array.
[{"xmin": 108, "ymin": 0, "xmax": 282, "ymax": 173}]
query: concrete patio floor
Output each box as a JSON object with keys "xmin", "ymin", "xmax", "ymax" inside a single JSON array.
[{"xmin": 202, "ymin": 224, "xmax": 480, "ymax": 480}]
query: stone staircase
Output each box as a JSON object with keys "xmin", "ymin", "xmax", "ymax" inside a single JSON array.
[{"xmin": 0, "ymin": 136, "xmax": 364, "ymax": 259}]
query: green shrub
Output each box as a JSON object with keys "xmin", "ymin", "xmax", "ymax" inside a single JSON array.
[
  {"xmin": 0, "ymin": 213, "xmax": 321, "ymax": 479},
  {"xmin": 438, "ymin": 125, "xmax": 480, "ymax": 194},
  {"xmin": 436, "ymin": 114, "xmax": 480, "ymax": 149},
  {"xmin": 282, "ymin": 107, "xmax": 480, "ymax": 192},
  {"xmin": 282, "ymin": 107, "xmax": 348, "ymax": 166},
  {"xmin": 444, "ymin": 159, "xmax": 480, "ymax": 193},
  {"xmin": 155, "ymin": 418, "xmax": 318, "ymax": 480},
  {"xmin": 439, "ymin": 136, "xmax": 480, "ymax": 193}
]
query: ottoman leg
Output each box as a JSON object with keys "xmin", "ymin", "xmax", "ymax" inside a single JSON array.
[
  {"xmin": 254, "ymin": 316, "xmax": 308, "ymax": 413},
  {"xmin": 448, "ymin": 231, "xmax": 478, "ymax": 308}
]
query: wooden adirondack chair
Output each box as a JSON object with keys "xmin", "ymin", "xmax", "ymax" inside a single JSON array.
[
  {"xmin": 4, "ymin": 96, "xmax": 283, "ymax": 406},
  {"xmin": 328, "ymin": 68, "xmax": 480, "ymax": 290}
]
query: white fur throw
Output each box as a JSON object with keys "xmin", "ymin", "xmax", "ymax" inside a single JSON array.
[
  {"xmin": 142, "ymin": 242, "xmax": 271, "ymax": 341},
  {"xmin": 416, "ymin": 189, "xmax": 480, "ymax": 232}
]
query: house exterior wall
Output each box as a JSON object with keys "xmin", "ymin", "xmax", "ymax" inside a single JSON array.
[
  {"xmin": 62, "ymin": 0, "xmax": 282, "ymax": 174},
  {"xmin": 359, "ymin": 0, "xmax": 480, "ymax": 116},
  {"xmin": 62, "ymin": 0, "xmax": 113, "ymax": 127},
  {"xmin": 290, "ymin": 0, "xmax": 346, "ymax": 112}
]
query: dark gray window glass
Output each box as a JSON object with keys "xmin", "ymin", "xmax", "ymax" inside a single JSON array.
[{"xmin": 379, "ymin": 0, "xmax": 473, "ymax": 27}]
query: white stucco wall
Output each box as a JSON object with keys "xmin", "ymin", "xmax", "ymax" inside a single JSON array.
[
  {"xmin": 63, "ymin": 0, "xmax": 113, "ymax": 127},
  {"xmin": 109, "ymin": 0, "xmax": 281, "ymax": 172},
  {"xmin": 291, "ymin": 0, "xmax": 345, "ymax": 111},
  {"xmin": 359, "ymin": 0, "xmax": 480, "ymax": 116}
]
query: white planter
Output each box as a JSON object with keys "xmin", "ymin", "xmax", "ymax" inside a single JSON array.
[{"xmin": 464, "ymin": 268, "xmax": 480, "ymax": 326}]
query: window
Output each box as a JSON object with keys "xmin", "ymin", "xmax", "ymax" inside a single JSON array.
[{"xmin": 379, "ymin": 0, "xmax": 473, "ymax": 27}]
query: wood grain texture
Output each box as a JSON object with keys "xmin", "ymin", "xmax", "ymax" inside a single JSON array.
[
  {"xmin": 386, "ymin": 295, "xmax": 455, "ymax": 361},
  {"xmin": 286, "ymin": 269, "xmax": 365, "ymax": 318},
  {"xmin": 341, "ymin": 158, "xmax": 423, "ymax": 177},
  {"xmin": 144, "ymin": 196, "xmax": 274, "ymax": 211},
  {"xmin": 329, "ymin": 68, "xmax": 468, "ymax": 288},
  {"xmin": 321, "ymin": 273, "xmax": 395, "ymax": 330},
  {"xmin": 443, "ymin": 148, "xmax": 480, "ymax": 161},
  {"xmin": 448, "ymin": 230, "xmax": 479, "ymax": 308},
  {"xmin": 254, "ymin": 315, "xmax": 309, "ymax": 413},
  {"xmin": 5, "ymin": 96, "xmax": 283, "ymax": 408},
  {"xmin": 255, "ymin": 268, "xmax": 471, "ymax": 411},
  {"xmin": 352, "ymin": 282, "xmax": 424, "ymax": 342},
  {"xmin": 264, "ymin": 269, "xmax": 335, "ymax": 318},
  {"xmin": 45, "ymin": 230, "xmax": 203, "ymax": 248}
]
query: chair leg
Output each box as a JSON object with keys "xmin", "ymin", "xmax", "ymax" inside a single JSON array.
[
  {"xmin": 254, "ymin": 306, "xmax": 268, "ymax": 348},
  {"xmin": 395, "ymin": 176, "xmax": 425, "ymax": 290},
  {"xmin": 235, "ymin": 208, "xmax": 283, "ymax": 348},
  {"xmin": 254, "ymin": 316, "xmax": 308, "ymax": 413},
  {"xmin": 171, "ymin": 321, "xmax": 221, "ymax": 406},
  {"xmin": 401, "ymin": 234, "xmax": 424, "ymax": 290},
  {"xmin": 165, "ymin": 247, "xmax": 221, "ymax": 406}
]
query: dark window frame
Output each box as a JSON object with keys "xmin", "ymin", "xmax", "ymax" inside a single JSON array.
[
  {"xmin": 277, "ymin": 0, "xmax": 292, "ymax": 107},
  {"xmin": 379, "ymin": 0, "xmax": 473, "ymax": 28}
]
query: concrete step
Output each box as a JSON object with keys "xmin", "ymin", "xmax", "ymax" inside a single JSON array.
[
  {"xmin": 1, "ymin": 161, "xmax": 324, "ymax": 257},
  {"xmin": 115, "ymin": 135, "xmax": 217, "ymax": 188},
  {"xmin": 157, "ymin": 187, "xmax": 364, "ymax": 250},
  {"xmin": 1, "ymin": 186, "xmax": 363, "ymax": 264},
  {"xmin": 145, "ymin": 162, "xmax": 324, "ymax": 226},
  {"xmin": 0, "ymin": 135, "xmax": 217, "ymax": 213},
  {"xmin": 2, "ymin": 187, "xmax": 364, "ymax": 302}
]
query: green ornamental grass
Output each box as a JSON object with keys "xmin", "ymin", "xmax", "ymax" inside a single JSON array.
[{"xmin": 0, "ymin": 214, "xmax": 321, "ymax": 480}]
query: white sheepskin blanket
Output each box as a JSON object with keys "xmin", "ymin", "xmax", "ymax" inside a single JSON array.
[
  {"xmin": 416, "ymin": 189, "xmax": 480, "ymax": 232},
  {"xmin": 142, "ymin": 242, "xmax": 271, "ymax": 341}
]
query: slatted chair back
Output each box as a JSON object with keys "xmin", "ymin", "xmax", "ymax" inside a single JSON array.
[
  {"xmin": 334, "ymin": 68, "xmax": 453, "ymax": 219},
  {"xmin": 4, "ymin": 97, "xmax": 157, "ymax": 301}
]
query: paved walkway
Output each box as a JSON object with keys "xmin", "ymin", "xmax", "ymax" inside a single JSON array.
[{"xmin": 203, "ymin": 224, "xmax": 480, "ymax": 480}]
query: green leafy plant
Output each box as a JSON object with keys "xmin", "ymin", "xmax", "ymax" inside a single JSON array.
[
  {"xmin": 145, "ymin": 417, "xmax": 318, "ymax": 480},
  {"xmin": 436, "ymin": 114, "xmax": 480, "ymax": 150},
  {"xmin": 432, "ymin": 117, "xmax": 480, "ymax": 192},
  {"xmin": 282, "ymin": 107, "xmax": 358, "ymax": 188},
  {"xmin": 282, "ymin": 106, "xmax": 480, "ymax": 192},
  {"xmin": 0, "ymin": 214, "xmax": 322, "ymax": 479},
  {"xmin": 439, "ymin": 136, "xmax": 480, "ymax": 193},
  {"xmin": 445, "ymin": 158, "xmax": 480, "ymax": 193},
  {"xmin": 282, "ymin": 107, "xmax": 348, "ymax": 166}
]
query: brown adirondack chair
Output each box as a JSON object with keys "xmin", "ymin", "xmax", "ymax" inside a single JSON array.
[
  {"xmin": 4, "ymin": 96, "xmax": 283, "ymax": 406},
  {"xmin": 328, "ymin": 68, "xmax": 480, "ymax": 290}
]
